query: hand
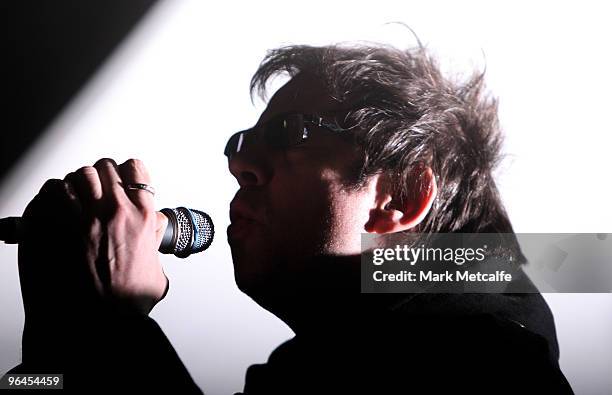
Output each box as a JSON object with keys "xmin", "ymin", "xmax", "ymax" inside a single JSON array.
[{"xmin": 19, "ymin": 158, "xmax": 168, "ymax": 320}]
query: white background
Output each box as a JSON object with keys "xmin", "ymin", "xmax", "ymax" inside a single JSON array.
[{"xmin": 1, "ymin": 1, "xmax": 611, "ymax": 394}]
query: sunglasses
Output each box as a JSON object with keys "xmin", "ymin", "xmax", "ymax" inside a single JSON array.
[{"xmin": 224, "ymin": 113, "xmax": 346, "ymax": 159}]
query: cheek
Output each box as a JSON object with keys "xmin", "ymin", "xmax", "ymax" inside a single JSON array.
[
  {"xmin": 268, "ymin": 150, "xmax": 370, "ymax": 255},
  {"xmin": 272, "ymin": 173, "xmax": 334, "ymax": 228},
  {"xmin": 264, "ymin": 168, "xmax": 336, "ymax": 254},
  {"xmin": 325, "ymin": 192, "xmax": 373, "ymax": 254},
  {"xmin": 282, "ymin": 169, "xmax": 371, "ymax": 255},
  {"xmin": 321, "ymin": 170, "xmax": 378, "ymax": 254}
]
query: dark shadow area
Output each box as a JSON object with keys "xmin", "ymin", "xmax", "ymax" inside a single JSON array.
[{"xmin": 0, "ymin": 0, "xmax": 160, "ymax": 184}]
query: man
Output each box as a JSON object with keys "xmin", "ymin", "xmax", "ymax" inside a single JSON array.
[{"xmin": 9, "ymin": 43, "xmax": 573, "ymax": 393}]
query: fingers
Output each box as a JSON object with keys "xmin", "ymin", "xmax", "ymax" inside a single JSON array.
[
  {"xmin": 21, "ymin": 178, "xmax": 82, "ymax": 255},
  {"xmin": 154, "ymin": 211, "xmax": 169, "ymax": 249},
  {"xmin": 24, "ymin": 178, "xmax": 81, "ymax": 220},
  {"xmin": 65, "ymin": 166, "xmax": 102, "ymax": 213},
  {"xmin": 61, "ymin": 158, "xmax": 154, "ymax": 216},
  {"xmin": 94, "ymin": 158, "xmax": 129, "ymax": 209},
  {"xmin": 118, "ymin": 159, "xmax": 154, "ymax": 211}
]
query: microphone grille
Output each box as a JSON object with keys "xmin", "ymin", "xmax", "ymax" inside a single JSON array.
[
  {"xmin": 169, "ymin": 207, "xmax": 214, "ymax": 258},
  {"xmin": 191, "ymin": 209, "xmax": 214, "ymax": 251}
]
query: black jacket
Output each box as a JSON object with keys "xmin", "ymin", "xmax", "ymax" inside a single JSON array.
[
  {"xmin": 7, "ymin": 289, "xmax": 573, "ymax": 394},
  {"xmin": 239, "ymin": 287, "xmax": 574, "ymax": 394}
]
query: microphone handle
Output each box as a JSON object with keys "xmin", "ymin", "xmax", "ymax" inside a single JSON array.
[
  {"xmin": 0, "ymin": 215, "xmax": 172, "ymax": 248},
  {"xmin": 0, "ymin": 208, "xmax": 214, "ymax": 258}
]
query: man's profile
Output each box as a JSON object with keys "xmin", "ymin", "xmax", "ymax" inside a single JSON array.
[{"xmin": 8, "ymin": 41, "xmax": 573, "ymax": 394}]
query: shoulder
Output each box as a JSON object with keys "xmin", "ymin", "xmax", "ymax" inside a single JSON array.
[
  {"xmin": 389, "ymin": 291, "xmax": 561, "ymax": 360},
  {"xmin": 365, "ymin": 310, "xmax": 572, "ymax": 393},
  {"xmin": 242, "ymin": 313, "xmax": 572, "ymax": 394}
]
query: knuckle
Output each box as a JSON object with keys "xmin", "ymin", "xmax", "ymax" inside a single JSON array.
[
  {"xmin": 63, "ymin": 181, "xmax": 78, "ymax": 200},
  {"xmin": 38, "ymin": 179, "xmax": 72, "ymax": 200},
  {"xmin": 39, "ymin": 178, "xmax": 64, "ymax": 193},
  {"xmin": 63, "ymin": 175, "xmax": 80, "ymax": 198},
  {"xmin": 94, "ymin": 157, "xmax": 117, "ymax": 169},
  {"xmin": 122, "ymin": 158, "xmax": 149, "ymax": 181},
  {"xmin": 76, "ymin": 165, "xmax": 98, "ymax": 177},
  {"xmin": 63, "ymin": 171, "xmax": 76, "ymax": 181},
  {"xmin": 125, "ymin": 158, "xmax": 145, "ymax": 170},
  {"xmin": 24, "ymin": 180, "xmax": 63, "ymax": 217}
]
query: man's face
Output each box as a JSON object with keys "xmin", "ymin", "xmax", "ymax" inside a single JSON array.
[{"xmin": 227, "ymin": 73, "xmax": 376, "ymax": 295}]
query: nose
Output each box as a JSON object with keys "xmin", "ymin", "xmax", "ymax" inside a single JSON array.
[{"xmin": 228, "ymin": 147, "xmax": 271, "ymax": 187}]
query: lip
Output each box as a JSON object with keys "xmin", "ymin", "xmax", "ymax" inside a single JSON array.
[
  {"xmin": 228, "ymin": 194, "xmax": 267, "ymax": 240},
  {"xmin": 229, "ymin": 198, "xmax": 266, "ymax": 224},
  {"xmin": 229, "ymin": 209, "xmax": 259, "ymax": 223},
  {"xmin": 227, "ymin": 218, "xmax": 261, "ymax": 240}
]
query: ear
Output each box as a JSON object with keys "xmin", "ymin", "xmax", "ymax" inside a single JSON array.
[{"xmin": 364, "ymin": 166, "xmax": 437, "ymax": 234}]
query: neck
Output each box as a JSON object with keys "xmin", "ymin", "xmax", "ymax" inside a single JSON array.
[{"xmin": 250, "ymin": 254, "xmax": 365, "ymax": 334}]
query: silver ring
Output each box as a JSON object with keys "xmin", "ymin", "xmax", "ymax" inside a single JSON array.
[{"xmin": 125, "ymin": 183, "xmax": 155, "ymax": 196}]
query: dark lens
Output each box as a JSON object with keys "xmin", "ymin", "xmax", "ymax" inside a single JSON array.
[
  {"xmin": 224, "ymin": 131, "xmax": 245, "ymax": 158},
  {"xmin": 263, "ymin": 115, "xmax": 289, "ymax": 149},
  {"xmin": 284, "ymin": 114, "xmax": 306, "ymax": 147},
  {"xmin": 263, "ymin": 114, "xmax": 306, "ymax": 149}
]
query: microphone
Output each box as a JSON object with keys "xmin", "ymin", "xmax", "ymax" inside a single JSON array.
[{"xmin": 0, "ymin": 207, "xmax": 214, "ymax": 259}]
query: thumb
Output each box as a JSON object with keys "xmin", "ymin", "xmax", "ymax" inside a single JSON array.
[{"xmin": 155, "ymin": 211, "xmax": 168, "ymax": 249}]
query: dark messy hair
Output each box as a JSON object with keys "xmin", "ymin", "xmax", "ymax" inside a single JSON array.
[{"xmin": 250, "ymin": 42, "xmax": 514, "ymax": 234}]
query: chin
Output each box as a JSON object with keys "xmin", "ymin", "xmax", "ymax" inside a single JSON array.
[
  {"xmin": 232, "ymin": 256, "xmax": 270, "ymax": 294},
  {"xmin": 234, "ymin": 273, "xmax": 273, "ymax": 307},
  {"xmin": 233, "ymin": 274, "xmax": 254, "ymax": 295}
]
